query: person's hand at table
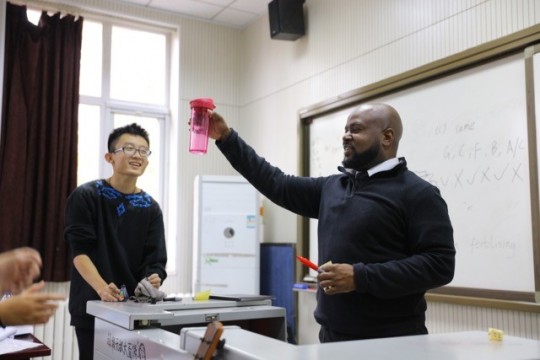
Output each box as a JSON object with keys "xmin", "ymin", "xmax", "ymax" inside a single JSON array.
[{"xmin": 0, "ymin": 281, "xmax": 64, "ymax": 325}]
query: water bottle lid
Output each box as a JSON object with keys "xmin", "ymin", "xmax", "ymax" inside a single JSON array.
[{"xmin": 190, "ymin": 98, "xmax": 215, "ymax": 110}]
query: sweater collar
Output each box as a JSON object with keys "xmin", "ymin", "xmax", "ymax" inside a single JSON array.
[
  {"xmin": 339, "ymin": 157, "xmax": 405, "ymax": 178},
  {"xmin": 366, "ymin": 157, "xmax": 400, "ymax": 177}
]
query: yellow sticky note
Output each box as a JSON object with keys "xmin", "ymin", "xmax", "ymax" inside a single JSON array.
[
  {"xmin": 194, "ymin": 290, "xmax": 211, "ymax": 301},
  {"xmin": 488, "ymin": 327, "xmax": 504, "ymax": 341}
]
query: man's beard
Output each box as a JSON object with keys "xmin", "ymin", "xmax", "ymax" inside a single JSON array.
[{"xmin": 342, "ymin": 143, "xmax": 380, "ymax": 171}]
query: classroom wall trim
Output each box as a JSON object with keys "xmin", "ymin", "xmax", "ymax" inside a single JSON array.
[
  {"xmin": 426, "ymin": 300, "xmax": 540, "ymax": 340},
  {"xmin": 298, "ymin": 291, "xmax": 540, "ymax": 344}
]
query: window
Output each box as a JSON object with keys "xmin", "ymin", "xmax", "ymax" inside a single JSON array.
[
  {"xmin": 78, "ymin": 18, "xmax": 175, "ymax": 270},
  {"xmin": 24, "ymin": 7, "xmax": 178, "ymax": 275},
  {"xmin": 110, "ymin": 26, "xmax": 166, "ymax": 105},
  {"xmin": 77, "ymin": 104, "xmax": 101, "ymax": 184},
  {"xmin": 79, "ymin": 20, "xmax": 102, "ymax": 98},
  {"xmin": 78, "ymin": 19, "xmax": 170, "ymax": 204}
]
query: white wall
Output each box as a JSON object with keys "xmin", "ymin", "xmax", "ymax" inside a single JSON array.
[{"xmin": 237, "ymin": 0, "xmax": 540, "ymax": 245}]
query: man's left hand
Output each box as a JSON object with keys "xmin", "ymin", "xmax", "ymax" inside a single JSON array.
[{"xmin": 317, "ymin": 263, "xmax": 356, "ymax": 295}]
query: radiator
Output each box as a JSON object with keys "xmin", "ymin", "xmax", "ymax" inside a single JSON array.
[
  {"xmin": 32, "ymin": 282, "xmax": 78, "ymax": 360},
  {"xmin": 426, "ymin": 301, "xmax": 540, "ymax": 340}
]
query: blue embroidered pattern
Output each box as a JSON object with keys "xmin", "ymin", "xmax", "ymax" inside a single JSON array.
[
  {"xmin": 96, "ymin": 180, "xmax": 122, "ymax": 200},
  {"xmin": 95, "ymin": 180, "xmax": 152, "ymax": 217},
  {"xmin": 116, "ymin": 203, "xmax": 126, "ymax": 216},
  {"xmin": 126, "ymin": 193, "xmax": 152, "ymax": 208}
]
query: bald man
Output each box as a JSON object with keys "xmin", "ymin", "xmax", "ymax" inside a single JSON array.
[{"xmin": 208, "ymin": 103, "xmax": 455, "ymax": 343}]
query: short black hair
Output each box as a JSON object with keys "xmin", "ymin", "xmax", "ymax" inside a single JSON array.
[{"xmin": 107, "ymin": 123, "xmax": 150, "ymax": 152}]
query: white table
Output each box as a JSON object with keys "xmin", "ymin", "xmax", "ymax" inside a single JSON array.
[
  {"xmin": 87, "ymin": 298, "xmax": 287, "ymax": 360},
  {"xmin": 182, "ymin": 328, "xmax": 540, "ymax": 360}
]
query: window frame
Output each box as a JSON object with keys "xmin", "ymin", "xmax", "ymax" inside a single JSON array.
[{"xmin": 78, "ymin": 15, "xmax": 176, "ymax": 271}]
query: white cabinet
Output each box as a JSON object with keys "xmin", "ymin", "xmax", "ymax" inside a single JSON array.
[{"xmin": 192, "ymin": 176, "xmax": 260, "ymax": 295}]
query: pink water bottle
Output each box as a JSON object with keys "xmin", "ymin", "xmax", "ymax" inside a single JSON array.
[{"xmin": 189, "ymin": 98, "xmax": 216, "ymax": 154}]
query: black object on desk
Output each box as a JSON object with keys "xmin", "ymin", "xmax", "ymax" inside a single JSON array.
[{"xmin": 209, "ymin": 294, "xmax": 273, "ymax": 302}]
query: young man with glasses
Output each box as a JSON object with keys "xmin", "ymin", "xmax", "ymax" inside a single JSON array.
[{"xmin": 64, "ymin": 123, "xmax": 167, "ymax": 360}]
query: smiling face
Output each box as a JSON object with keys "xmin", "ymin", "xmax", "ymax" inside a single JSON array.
[
  {"xmin": 341, "ymin": 104, "xmax": 402, "ymax": 171},
  {"xmin": 105, "ymin": 134, "xmax": 150, "ymax": 178}
]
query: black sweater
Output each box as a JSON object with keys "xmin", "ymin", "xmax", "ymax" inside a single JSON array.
[
  {"xmin": 217, "ymin": 130, "xmax": 455, "ymax": 338},
  {"xmin": 64, "ymin": 180, "xmax": 167, "ymax": 328}
]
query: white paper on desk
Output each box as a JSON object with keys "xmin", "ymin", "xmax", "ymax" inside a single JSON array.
[
  {"xmin": 0, "ymin": 325, "xmax": 31, "ymax": 341},
  {"xmin": 0, "ymin": 327, "xmax": 16, "ymax": 341},
  {"xmin": 0, "ymin": 337, "xmax": 42, "ymax": 355},
  {"xmin": 13, "ymin": 325, "xmax": 32, "ymax": 335}
]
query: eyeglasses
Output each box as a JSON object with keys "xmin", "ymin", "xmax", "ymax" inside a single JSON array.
[{"xmin": 112, "ymin": 145, "xmax": 152, "ymax": 158}]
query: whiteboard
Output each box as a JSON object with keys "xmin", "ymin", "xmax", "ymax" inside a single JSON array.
[{"xmin": 309, "ymin": 52, "xmax": 536, "ymax": 293}]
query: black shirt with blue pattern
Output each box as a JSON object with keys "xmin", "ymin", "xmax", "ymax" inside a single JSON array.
[{"xmin": 65, "ymin": 179, "xmax": 167, "ymax": 328}]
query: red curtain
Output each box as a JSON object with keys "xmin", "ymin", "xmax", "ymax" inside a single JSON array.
[{"xmin": 0, "ymin": 2, "xmax": 83, "ymax": 281}]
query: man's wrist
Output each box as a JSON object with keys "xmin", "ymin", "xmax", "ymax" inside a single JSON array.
[{"xmin": 219, "ymin": 128, "xmax": 232, "ymax": 142}]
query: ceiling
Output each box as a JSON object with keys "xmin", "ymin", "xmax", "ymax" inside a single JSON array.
[{"xmin": 117, "ymin": 0, "xmax": 271, "ymax": 29}]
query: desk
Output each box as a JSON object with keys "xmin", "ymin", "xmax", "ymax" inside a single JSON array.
[
  {"xmin": 181, "ymin": 329, "xmax": 540, "ymax": 359},
  {"xmin": 0, "ymin": 334, "xmax": 51, "ymax": 360},
  {"xmin": 88, "ymin": 298, "xmax": 287, "ymax": 360}
]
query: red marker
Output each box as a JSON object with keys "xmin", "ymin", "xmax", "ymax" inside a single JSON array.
[{"xmin": 296, "ymin": 256, "xmax": 322, "ymax": 273}]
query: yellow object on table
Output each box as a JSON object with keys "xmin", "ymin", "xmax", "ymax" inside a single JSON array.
[
  {"xmin": 194, "ymin": 290, "xmax": 211, "ymax": 301},
  {"xmin": 488, "ymin": 328, "xmax": 504, "ymax": 341}
]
